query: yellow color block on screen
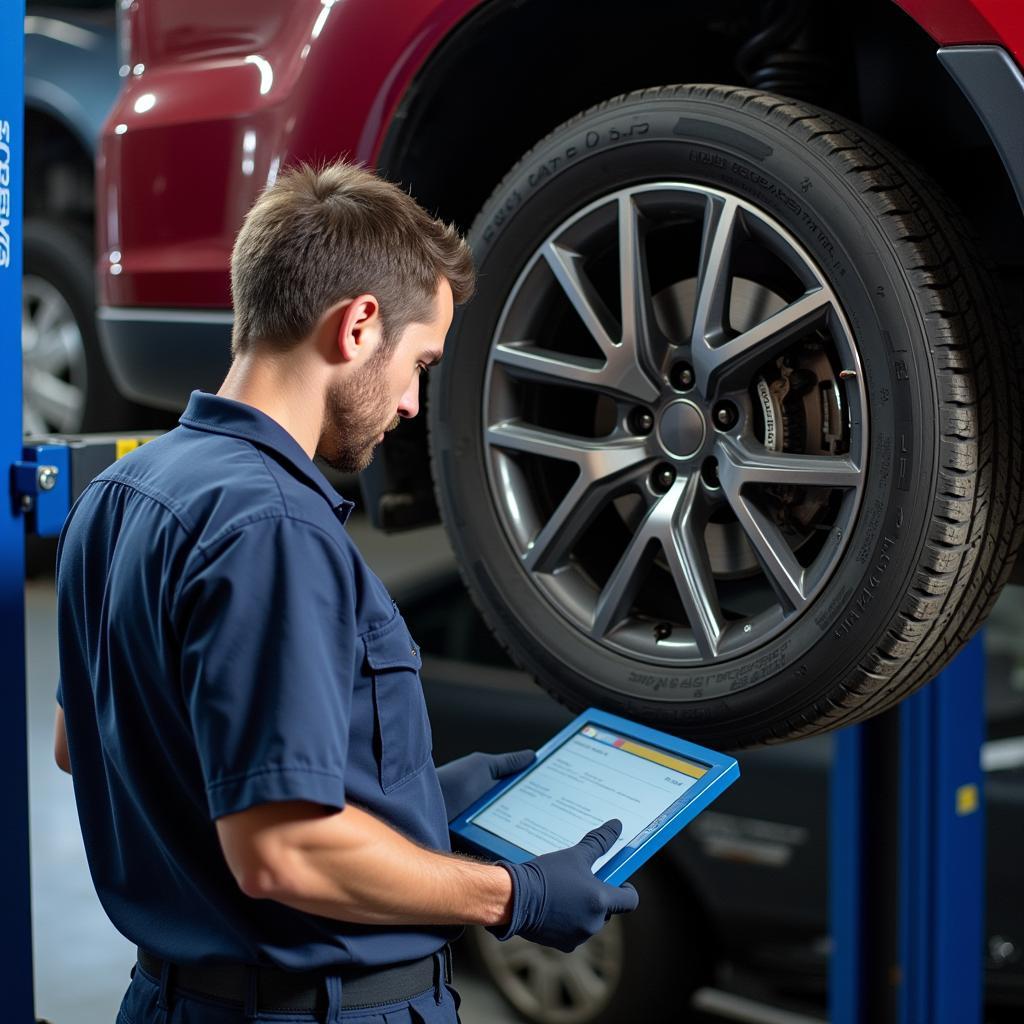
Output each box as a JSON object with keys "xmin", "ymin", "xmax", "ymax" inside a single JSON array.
[{"xmin": 618, "ymin": 740, "xmax": 707, "ymax": 779}]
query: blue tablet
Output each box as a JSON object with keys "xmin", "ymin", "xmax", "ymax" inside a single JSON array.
[{"xmin": 449, "ymin": 708, "xmax": 739, "ymax": 885}]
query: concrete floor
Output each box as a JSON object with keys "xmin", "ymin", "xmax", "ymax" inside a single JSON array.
[{"xmin": 25, "ymin": 520, "xmax": 518, "ymax": 1024}]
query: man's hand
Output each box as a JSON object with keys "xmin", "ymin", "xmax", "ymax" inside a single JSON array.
[
  {"xmin": 436, "ymin": 749, "xmax": 535, "ymax": 821},
  {"xmin": 490, "ymin": 819, "xmax": 640, "ymax": 952}
]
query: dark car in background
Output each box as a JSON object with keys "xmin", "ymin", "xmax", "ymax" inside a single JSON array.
[{"xmin": 400, "ymin": 564, "xmax": 1024, "ymax": 1022}]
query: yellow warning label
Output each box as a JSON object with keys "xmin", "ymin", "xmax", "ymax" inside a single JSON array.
[
  {"xmin": 955, "ymin": 783, "xmax": 979, "ymax": 816},
  {"xmin": 116, "ymin": 437, "xmax": 154, "ymax": 460}
]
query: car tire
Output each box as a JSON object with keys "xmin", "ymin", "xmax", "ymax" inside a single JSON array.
[
  {"xmin": 469, "ymin": 863, "xmax": 707, "ymax": 1023},
  {"xmin": 429, "ymin": 85, "xmax": 1023, "ymax": 747},
  {"xmin": 22, "ymin": 219, "xmax": 144, "ymax": 435}
]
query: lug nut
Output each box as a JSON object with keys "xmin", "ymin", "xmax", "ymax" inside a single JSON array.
[
  {"xmin": 713, "ymin": 401, "xmax": 738, "ymax": 431},
  {"xmin": 629, "ymin": 407, "xmax": 654, "ymax": 435},
  {"xmin": 651, "ymin": 464, "xmax": 676, "ymax": 493},
  {"xmin": 670, "ymin": 362, "xmax": 695, "ymax": 391}
]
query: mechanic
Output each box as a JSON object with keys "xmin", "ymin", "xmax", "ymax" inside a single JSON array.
[{"xmin": 53, "ymin": 162, "xmax": 638, "ymax": 1024}]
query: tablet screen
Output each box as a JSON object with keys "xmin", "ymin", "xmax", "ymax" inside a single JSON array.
[{"xmin": 469, "ymin": 723, "xmax": 709, "ymax": 871}]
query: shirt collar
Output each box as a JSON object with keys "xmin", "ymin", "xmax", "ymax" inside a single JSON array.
[{"xmin": 178, "ymin": 391, "xmax": 355, "ymax": 523}]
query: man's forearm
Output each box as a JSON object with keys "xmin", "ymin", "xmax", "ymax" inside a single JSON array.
[{"xmin": 218, "ymin": 801, "xmax": 513, "ymax": 927}]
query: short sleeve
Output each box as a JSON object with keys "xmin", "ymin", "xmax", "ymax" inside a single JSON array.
[
  {"xmin": 56, "ymin": 679, "xmax": 63, "ymax": 708},
  {"xmin": 176, "ymin": 516, "xmax": 356, "ymax": 820}
]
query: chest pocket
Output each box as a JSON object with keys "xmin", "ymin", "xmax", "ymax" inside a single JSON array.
[{"xmin": 362, "ymin": 613, "xmax": 433, "ymax": 793}]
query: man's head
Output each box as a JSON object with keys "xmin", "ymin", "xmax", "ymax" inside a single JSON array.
[{"xmin": 229, "ymin": 162, "xmax": 474, "ymax": 471}]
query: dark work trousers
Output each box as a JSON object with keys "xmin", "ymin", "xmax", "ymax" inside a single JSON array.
[{"xmin": 115, "ymin": 953, "xmax": 462, "ymax": 1024}]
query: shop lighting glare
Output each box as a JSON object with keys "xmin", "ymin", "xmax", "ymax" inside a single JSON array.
[{"xmin": 244, "ymin": 55, "xmax": 274, "ymax": 96}]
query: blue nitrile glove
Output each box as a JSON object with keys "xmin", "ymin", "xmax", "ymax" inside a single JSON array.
[
  {"xmin": 489, "ymin": 819, "xmax": 640, "ymax": 952},
  {"xmin": 436, "ymin": 749, "xmax": 536, "ymax": 822}
]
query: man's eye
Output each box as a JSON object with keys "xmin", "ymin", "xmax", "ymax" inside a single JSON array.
[{"xmin": 417, "ymin": 364, "xmax": 430, "ymax": 377}]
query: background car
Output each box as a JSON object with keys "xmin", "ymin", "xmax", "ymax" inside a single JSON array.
[
  {"xmin": 94, "ymin": 0, "xmax": 1024, "ymax": 748},
  {"xmin": 23, "ymin": 0, "xmax": 154, "ymax": 433}
]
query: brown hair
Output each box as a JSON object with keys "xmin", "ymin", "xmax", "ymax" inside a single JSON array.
[{"xmin": 229, "ymin": 162, "xmax": 475, "ymax": 355}]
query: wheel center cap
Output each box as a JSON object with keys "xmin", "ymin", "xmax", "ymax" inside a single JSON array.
[{"xmin": 657, "ymin": 399, "xmax": 706, "ymax": 458}]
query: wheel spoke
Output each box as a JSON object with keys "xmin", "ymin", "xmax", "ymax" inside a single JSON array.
[
  {"xmin": 537, "ymin": 230, "xmax": 658, "ymax": 403},
  {"xmin": 561, "ymin": 957, "xmax": 608, "ymax": 1006},
  {"xmin": 618, "ymin": 194, "xmax": 669, "ymax": 386},
  {"xmin": 691, "ymin": 194, "xmax": 739, "ymax": 352},
  {"xmin": 726, "ymin": 491, "xmax": 808, "ymax": 611},
  {"xmin": 715, "ymin": 438, "xmax": 857, "ymax": 612},
  {"xmin": 717, "ymin": 437, "xmax": 861, "ymax": 490},
  {"xmin": 592, "ymin": 513, "xmax": 660, "ymax": 639},
  {"xmin": 496, "ymin": 938, "xmax": 546, "ymax": 972},
  {"xmin": 592, "ymin": 474, "xmax": 724, "ymax": 650},
  {"xmin": 523, "ymin": 469, "xmax": 636, "ymax": 573},
  {"xmin": 22, "ymin": 401, "xmax": 47, "ymax": 435},
  {"xmin": 32, "ymin": 294, "xmax": 63, "ymax": 339},
  {"xmin": 493, "ymin": 343, "xmax": 636, "ymax": 401},
  {"xmin": 542, "ymin": 241, "xmax": 618, "ymax": 357},
  {"xmin": 28, "ymin": 321, "xmax": 76, "ymax": 375},
  {"xmin": 21, "ymin": 315, "xmax": 38, "ymax": 357},
  {"xmin": 487, "ymin": 421, "xmax": 650, "ymax": 573},
  {"xmin": 26, "ymin": 369, "xmax": 84, "ymax": 433},
  {"xmin": 665, "ymin": 475, "xmax": 723, "ymax": 658},
  {"xmin": 531, "ymin": 959, "xmax": 564, "ymax": 1011},
  {"xmin": 694, "ymin": 287, "xmax": 832, "ymax": 395},
  {"xmin": 487, "ymin": 420, "xmax": 646, "ymax": 468}
]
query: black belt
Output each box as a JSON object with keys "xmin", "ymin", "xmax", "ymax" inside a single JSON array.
[{"xmin": 137, "ymin": 945, "xmax": 451, "ymax": 1012}]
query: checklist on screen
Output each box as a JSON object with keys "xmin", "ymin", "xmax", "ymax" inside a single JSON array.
[{"xmin": 470, "ymin": 724, "xmax": 708, "ymax": 871}]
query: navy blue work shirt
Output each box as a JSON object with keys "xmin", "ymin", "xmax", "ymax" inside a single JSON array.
[{"xmin": 56, "ymin": 391, "xmax": 456, "ymax": 969}]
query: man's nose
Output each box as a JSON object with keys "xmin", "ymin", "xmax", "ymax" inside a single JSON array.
[{"xmin": 398, "ymin": 377, "xmax": 420, "ymax": 419}]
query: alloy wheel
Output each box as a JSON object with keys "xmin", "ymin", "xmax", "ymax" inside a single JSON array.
[{"xmin": 482, "ymin": 183, "xmax": 867, "ymax": 671}]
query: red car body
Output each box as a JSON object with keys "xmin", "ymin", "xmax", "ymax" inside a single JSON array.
[
  {"xmin": 100, "ymin": 0, "xmax": 484, "ymax": 309},
  {"xmin": 96, "ymin": 0, "xmax": 1024, "ymax": 474}
]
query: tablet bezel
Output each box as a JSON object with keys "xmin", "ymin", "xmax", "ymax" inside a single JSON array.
[{"xmin": 448, "ymin": 707, "xmax": 740, "ymax": 885}]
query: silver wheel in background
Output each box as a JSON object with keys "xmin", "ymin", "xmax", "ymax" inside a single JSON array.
[
  {"xmin": 473, "ymin": 919, "xmax": 624, "ymax": 1024},
  {"xmin": 22, "ymin": 273, "xmax": 88, "ymax": 435},
  {"xmin": 483, "ymin": 183, "xmax": 868, "ymax": 675}
]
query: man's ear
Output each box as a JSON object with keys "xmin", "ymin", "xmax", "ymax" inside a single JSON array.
[{"xmin": 334, "ymin": 294, "xmax": 383, "ymax": 364}]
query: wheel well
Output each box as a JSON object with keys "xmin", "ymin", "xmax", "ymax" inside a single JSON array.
[
  {"xmin": 380, "ymin": 0, "xmax": 1023, "ymax": 278},
  {"xmin": 369, "ymin": 0, "xmax": 1024, "ymax": 531},
  {"xmin": 24, "ymin": 107, "xmax": 95, "ymax": 229}
]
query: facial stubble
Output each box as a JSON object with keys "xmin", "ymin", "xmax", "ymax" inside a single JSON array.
[{"xmin": 319, "ymin": 353, "xmax": 399, "ymax": 473}]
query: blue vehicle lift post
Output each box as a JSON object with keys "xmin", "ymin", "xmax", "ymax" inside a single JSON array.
[
  {"xmin": 830, "ymin": 634, "xmax": 987, "ymax": 1023},
  {"xmin": 1, "ymin": 1, "xmax": 36, "ymax": 1020}
]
